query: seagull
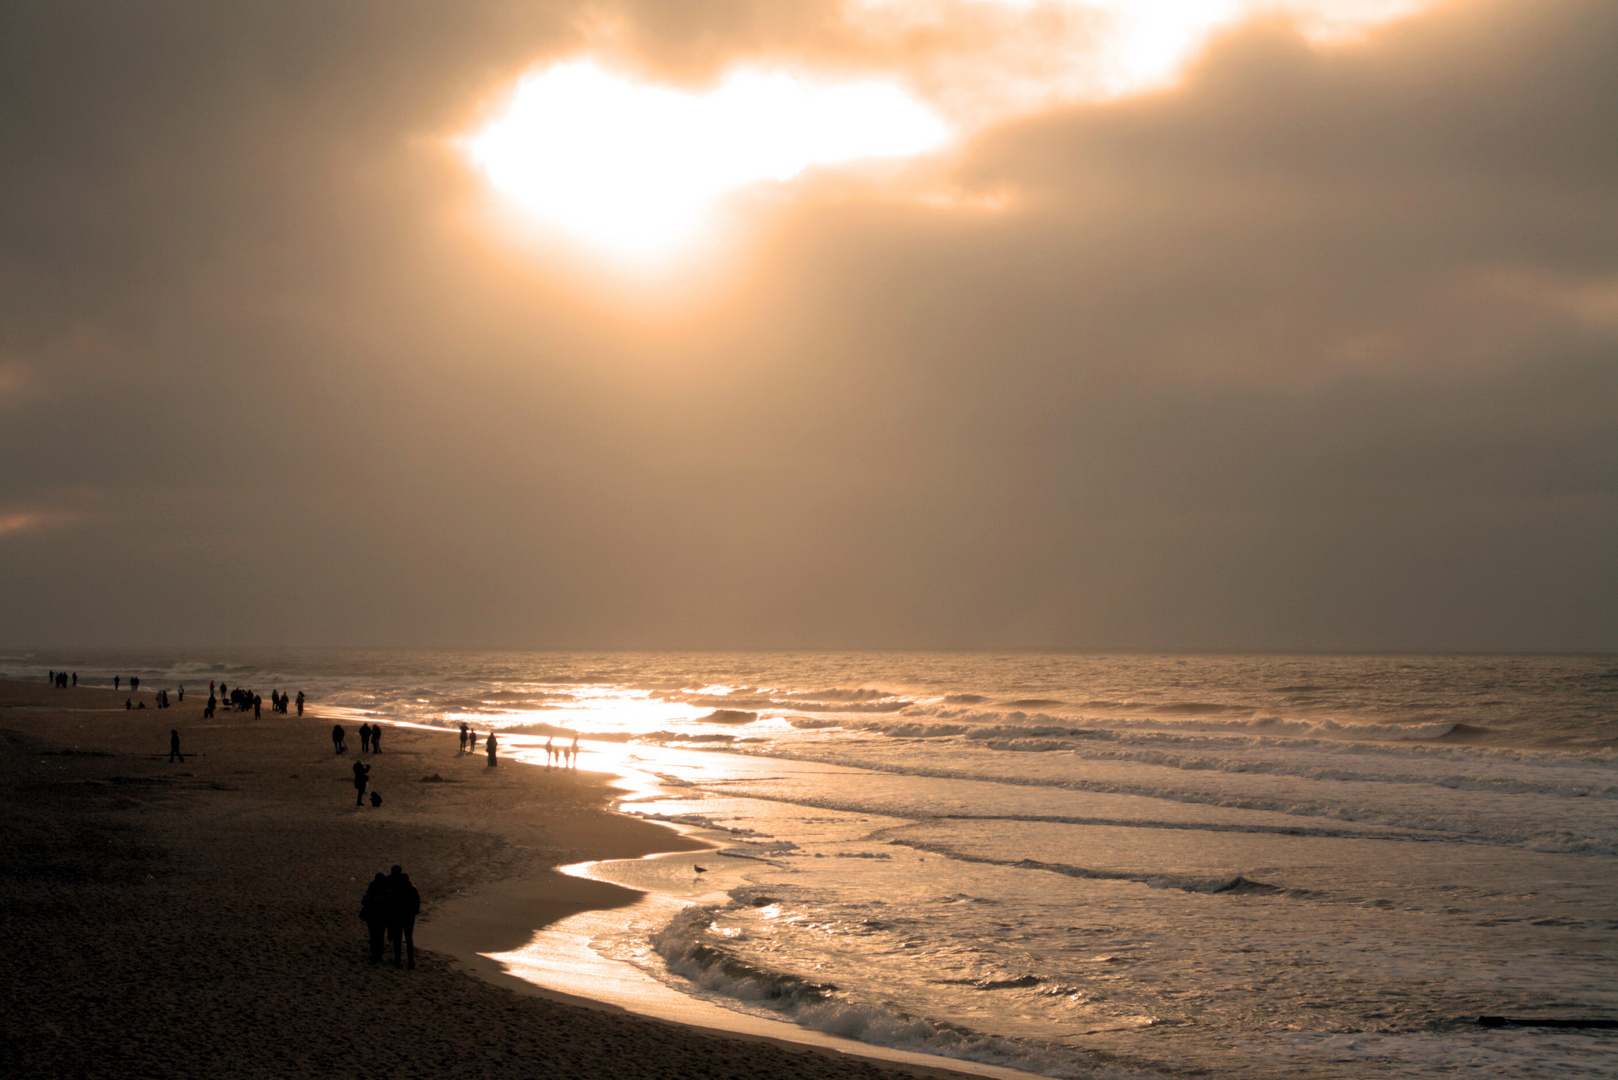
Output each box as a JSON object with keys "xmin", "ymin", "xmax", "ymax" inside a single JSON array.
[{"xmin": 693, "ymin": 865, "xmax": 707, "ymax": 873}]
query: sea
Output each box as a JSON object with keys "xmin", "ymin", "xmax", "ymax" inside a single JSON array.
[{"xmin": 7, "ymin": 649, "xmax": 1616, "ymax": 1079}]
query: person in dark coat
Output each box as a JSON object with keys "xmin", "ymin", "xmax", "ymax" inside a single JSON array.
[
  {"xmin": 352, "ymin": 760, "xmax": 371, "ymax": 806},
  {"xmin": 169, "ymin": 729, "xmax": 183, "ymax": 763},
  {"xmin": 332, "ymin": 724, "xmax": 346, "ymax": 753},
  {"xmin": 360, "ymin": 872, "xmax": 389, "ymax": 963},
  {"xmin": 385, "ymin": 865, "xmax": 420, "ymax": 969},
  {"xmin": 485, "ymin": 732, "xmax": 498, "ymax": 767},
  {"xmin": 358, "ymin": 723, "xmax": 371, "ymax": 753},
  {"xmin": 370, "ymin": 724, "xmax": 381, "ymax": 753}
]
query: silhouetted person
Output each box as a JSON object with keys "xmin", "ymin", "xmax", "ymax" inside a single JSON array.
[
  {"xmin": 219, "ymin": 682, "xmax": 227, "ymax": 701},
  {"xmin": 137, "ymin": 701, "xmax": 146, "ymax": 709},
  {"xmin": 486, "ymin": 732, "xmax": 498, "ymax": 767},
  {"xmin": 177, "ymin": 685, "xmax": 183, "ymax": 701},
  {"xmin": 385, "ymin": 865, "xmax": 420, "ymax": 968},
  {"xmin": 253, "ymin": 694, "xmax": 261, "ymax": 718},
  {"xmin": 131, "ymin": 676, "xmax": 139, "ymax": 692},
  {"xmin": 358, "ymin": 723, "xmax": 371, "ymax": 753},
  {"xmin": 545, "ymin": 737, "xmax": 554, "ymax": 765},
  {"xmin": 569, "ymin": 736, "xmax": 579, "ymax": 766},
  {"xmin": 296, "ymin": 690, "xmax": 304, "ymax": 716},
  {"xmin": 125, "ymin": 698, "xmax": 131, "ymax": 710},
  {"xmin": 370, "ymin": 725, "xmax": 381, "ymax": 753},
  {"xmin": 361, "ymin": 872, "xmax": 389, "ymax": 963},
  {"xmin": 72, "ymin": 672, "xmax": 77, "ymax": 686},
  {"xmin": 169, "ymin": 729, "xmax": 183, "ymax": 763},
  {"xmin": 353, "ymin": 759, "xmax": 370, "ymax": 806},
  {"xmin": 332, "ymin": 724, "xmax": 346, "ymax": 753},
  {"xmin": 204, "ymin": 694, "xmax": 216, "ymax": 719},
  {"xmin": 459, "ymin": 722, "xmax": 470, "ymax": 752},
  {"xmin": 115, "ymin": 676, "xmax": 120, "ymax": 690},
  {"xmin": 369, "ymin": 790, "xmax": 382, "ymax": 807}
]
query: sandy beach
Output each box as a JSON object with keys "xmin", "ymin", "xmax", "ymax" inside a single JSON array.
[{"xmin": 0, "ymin": 678, "xmax": 978, "ymax": 1080}]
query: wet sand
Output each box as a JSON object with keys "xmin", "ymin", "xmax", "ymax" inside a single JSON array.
[{"xmin": 0, "ymin": 678, "xmax": 977, "ymax": 1080}]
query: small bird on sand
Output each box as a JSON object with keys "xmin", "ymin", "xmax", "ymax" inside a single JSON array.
[{"xmin": 693, "ymin": 866, "xmax": 707, "ymax": 873}]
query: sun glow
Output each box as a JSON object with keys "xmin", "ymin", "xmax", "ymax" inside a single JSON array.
[{"xmin": 464, "ymin": 60, "xmax": 950, "ymax": 263}]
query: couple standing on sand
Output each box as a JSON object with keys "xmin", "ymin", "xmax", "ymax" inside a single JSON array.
[{"xmin": 360, "ymin": 865, "xmax": 420, "ymax": 968}]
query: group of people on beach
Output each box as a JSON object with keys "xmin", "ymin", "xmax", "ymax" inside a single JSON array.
[
  {"xmin": 47, "ymin": 670, "xmax": 76, "ymax": 687},
  {"xmin": 359, "ymin": 865, "xmax": 421, "ymax": 968},
  {"xmin": 544, "ymin": 735, "xmax": 581, "ymax": 767},
  {"xmin": 456, "ymin": 722, "xmax": 502, "ymax": 766}
]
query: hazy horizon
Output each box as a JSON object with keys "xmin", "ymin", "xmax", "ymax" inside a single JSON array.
[{"xmin": 3, "ymin": 0, "xmax": 1614, "ymax": 652}]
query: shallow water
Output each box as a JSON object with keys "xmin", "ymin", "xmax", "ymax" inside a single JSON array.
[{"xmin": 8, "ymin": 650, "xmax": 1617, "ymax": 1077}]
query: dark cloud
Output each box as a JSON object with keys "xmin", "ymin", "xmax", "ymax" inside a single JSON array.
[{"xmin": 0, "ymin": 0, "xmax": 1612, "ymax": 650}]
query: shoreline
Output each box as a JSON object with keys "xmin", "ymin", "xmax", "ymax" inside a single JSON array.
[{"xmin": 0, "ymin": 677, "xmax": 1015, "ymax": 1080}]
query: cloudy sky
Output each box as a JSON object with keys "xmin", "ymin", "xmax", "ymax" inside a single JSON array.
[{"xmin": 1, "ymin": 0, "xmax": 1613, "ymax": 650}]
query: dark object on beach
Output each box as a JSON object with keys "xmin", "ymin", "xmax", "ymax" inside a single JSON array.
[
  {"xmin": 72, "ymin": 672, "xmax": 77, "ymax": 686},
  {"xmin": 361, "ymin": 872, "xmax": 388, "ymax": 962},
  {"xmin": 115, "ymin": 675, "xmax": 120, "ymax": 690},
  {"xmin": 125, "ymin": 698, "xmax": 131, "ymax": 710},
  {"xmin": 253, "ymin": 694, "xmax": 261, "ymax": 718},
  {"xmin": 1477, "ymin": 1016, "xmax": 1618, "ymax": 1029},
  {"xmin": 359, "ymin": 723, "xmax": 372, "ymax": 753},
  {"xmin": 386, "ymin": 865, "xmax": 420, "ymax": 969},
  {"xmin": 420, "ymin": 774, "xmax": 446, "ymax": 783},
  {"xmin": 371, "ymin": 725, "xmax": 381, "ymax": 753},
  {"xmin": 486, "ymin": 733, "xmax": 498, "ymax": 767},
  {"xmin": 169, "ymin": 729, "xmax": 183, "ymax": 763},
  {"xmin": 332, "ymin": 724, "xmax": 346, "ymax": 754},
  {"xmin": 137, "ymin": 701, "xmax": 146, "ymax": 710},
  {"xmin": 131, "ymin": 676, "xmax": 139, "ymax": 692},
  {"xmin": 693, "ymin": 866, "xmax": 707, "ymax": 874},
  {"xmin": 459, "ymin": 721, "xmax": 471, "ymax": 752},
  {"xmin": 369, "ymin": 790, "xmax": 382, "ymax": 807},
  {"xmin": 296, "ymin": 690, "xmax": 304, "ymax": 716},
  {"xmin": 352, "ymin": 760, "xmax": 370, "ymax": 806}
]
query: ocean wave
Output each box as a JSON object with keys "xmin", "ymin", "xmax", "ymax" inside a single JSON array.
[
  {"xmin": 650, "ymin": 906, "xmax": 1125, "ymax": 1079},
  {"xmin": 893, "ymin": 841, "xmax": 1290, "ymax": 896},
  {"xmin": 701, "ymin": 710, "xmax": 758, "ymax": 725}
]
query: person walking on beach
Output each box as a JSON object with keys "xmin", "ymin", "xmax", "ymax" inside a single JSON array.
[
  {"xmin": 385, "ymin": 865, "xmax": 420, "ymax": 968},
  {"xmin": 332, "ymin": 724, "xmax": 346, "ymax": 753},
  {"xmin": 569, "ymin": 736, "xmax": 580, "ymax": 767},
  {"xmin": 72, "ymin": 672, "xmax": 77, "ymax": 686},
  {"xmin": 485, "ymin": 732, "xmax": 498, "ymax": 767},
  {"xmin": 115, "ymin": 675, "xmax": 120, "ymax": 690},
  {"xmin": 131, "ymin": 676, "xmax": 139, "ymax": 692},
  {"xmin": 296, "ymin": 690, "xmax": 304, "ymax": 716},
  {"xmin": 361, "ymin": 872, "xmax": 389, "ymax": 963},
  {"xmin": 352, "ymin": 759, "xmax": 371, "ymax": 806},
  {"xmin": 169, "ymin": 729, "xmax": 183, "ymax": 763},
  {"xmin": 459, "ymin": 722, "xmax": 470, "ymax": 753},
  {"xmin": 253, "ymin": 693, "xmax": 262, "ymax": 719},
  {"xmin": 544, "ymin": 737, "xmax": 554, "ymax": 766},
  {"xmin": 358, "ymin": 723, "xmax": 371, "ymax": 753},
  {"xmin": 370, "ymin": 724, "xmax": 382, "ymax": 753}
]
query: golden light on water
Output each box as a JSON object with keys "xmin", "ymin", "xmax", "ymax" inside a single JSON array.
[{"xmin": 463, "ymin": 60, "xmax": 950, "ymax": 263}]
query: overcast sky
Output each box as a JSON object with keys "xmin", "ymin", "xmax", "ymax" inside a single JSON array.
[{"xmin": 1, "ymin": 0, "xmax": 1613, "ymax": 650}]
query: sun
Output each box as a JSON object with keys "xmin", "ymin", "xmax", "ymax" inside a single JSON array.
[{"xmin": 462, "ymin": 60, "xmax": 951, "ymax": 264}]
